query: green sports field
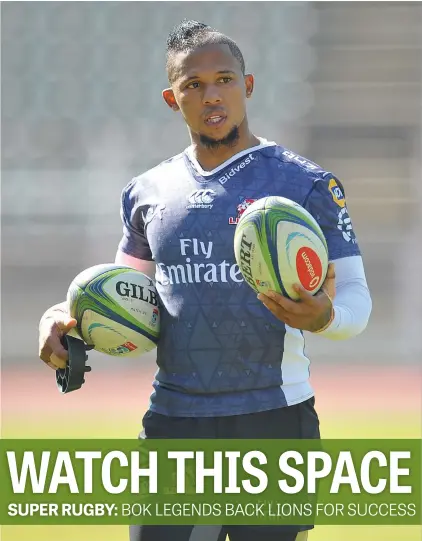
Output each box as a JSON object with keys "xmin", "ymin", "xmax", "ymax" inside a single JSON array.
[{"xmin": 1, "ymin": 364, "xmax": 421, "ymax": 541}]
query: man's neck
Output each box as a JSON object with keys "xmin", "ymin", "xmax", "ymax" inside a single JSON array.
[{"xmin": 190, "ymin": 131, "xmax": 261, "ymax": 172}]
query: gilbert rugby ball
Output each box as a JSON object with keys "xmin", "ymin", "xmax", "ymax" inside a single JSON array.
[
  {"xmin": 234, "ymin": 196, "xmax": 328, "ymax": 300},
  {"xmin": 67, "ymin": 264, "xmax": 160, "ymax": 357}
]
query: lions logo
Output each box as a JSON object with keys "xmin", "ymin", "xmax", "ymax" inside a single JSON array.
[
  {"xmin": 237, "ymin": 198, "xmax": 256, "ymax": 216},
  {"xmin": 229, "ymin": 198, "xmax": 257, "ymax": 225}
]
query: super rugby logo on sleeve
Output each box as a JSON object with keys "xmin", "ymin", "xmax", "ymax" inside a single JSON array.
[{"xmin": 337, "ymin": 207, "xmax": 356, "ymax": 243}]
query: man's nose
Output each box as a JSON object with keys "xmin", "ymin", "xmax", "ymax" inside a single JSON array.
[{"xmin": 203, "ymin": 84, "xmax": 223, "ymax": 105}]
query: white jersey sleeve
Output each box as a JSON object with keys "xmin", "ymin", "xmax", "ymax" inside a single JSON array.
[{"xmin": 315, "ymin": 255, "xmax": 372, "ymax": 340}]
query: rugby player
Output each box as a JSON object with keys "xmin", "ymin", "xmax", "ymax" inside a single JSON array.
[{"xmin": 38, "ymin": 20, "xmax": 372, "ymax": 541}]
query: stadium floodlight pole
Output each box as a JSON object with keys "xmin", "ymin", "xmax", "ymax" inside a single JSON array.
[{"xmin": 55, "ymin": 335, "xmax": 93, "ymax": 394}]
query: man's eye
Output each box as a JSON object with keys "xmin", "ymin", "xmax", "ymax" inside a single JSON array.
[
  {"xmin": 219, "ymin": 77, "xmax": 232, "ymax": 83},
  {"xmin": 187, "ymin": 82, "xmax": 200, "ymax": 89}
]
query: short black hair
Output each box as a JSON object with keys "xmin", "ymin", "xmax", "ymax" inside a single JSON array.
[{"xmin": 166, "ymin": 19, "xmax": 246, "ymax": 82}]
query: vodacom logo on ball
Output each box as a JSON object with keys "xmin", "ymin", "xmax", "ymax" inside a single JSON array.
[{"xmin": 296, "ymin": 248, "xmax": 323, "ymax": 290}]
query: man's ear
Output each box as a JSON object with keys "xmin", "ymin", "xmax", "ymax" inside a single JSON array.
[
  {"xmin": 244, "ymin": 74, "xmax": 254, "ymax": 98},
  {"xmin": 162, "ymin": 88, "xmax": 179, "ymax": 111}
]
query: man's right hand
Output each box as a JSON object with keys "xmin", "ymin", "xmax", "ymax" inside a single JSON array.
[{"xmin": 38, "ymin": 305, "xmax": 77, "ymax": 370}]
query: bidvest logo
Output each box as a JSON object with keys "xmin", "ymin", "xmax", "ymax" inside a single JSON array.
[{"xmin": 218, "ymin": 153, "xmax": 255, "ymax": 185}]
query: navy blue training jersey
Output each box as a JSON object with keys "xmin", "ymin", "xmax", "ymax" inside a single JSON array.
[{"xmin": 118, "ymin": 138, "xmax": 360, "ymax": 417}]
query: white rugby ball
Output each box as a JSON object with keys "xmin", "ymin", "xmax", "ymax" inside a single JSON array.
[
  {"xmin": 67, "ymin": 264, "xmax": 160, "ymax": 357},
  {"xmin": 234, "ymin": 196, "xmax": 328, "ymax": 300}
]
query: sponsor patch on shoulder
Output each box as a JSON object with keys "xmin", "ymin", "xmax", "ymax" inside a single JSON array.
[{"xmin": 328, "ymin": 178, "xmax": 345, "ymax": 208}]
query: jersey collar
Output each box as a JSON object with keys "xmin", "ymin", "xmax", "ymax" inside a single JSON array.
[{"xmin": 184, "ymin": 137, "xmax": 276, "ymax": 178}]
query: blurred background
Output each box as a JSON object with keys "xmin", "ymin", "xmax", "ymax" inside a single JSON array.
[{"xmin": 1, "ymin": 2, "xmax": 421, "ymax": 541}]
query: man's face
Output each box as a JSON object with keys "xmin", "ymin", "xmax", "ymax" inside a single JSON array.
[{"xmin": 164, "ymin": 43, "xmax": 253, "ymax": 145}]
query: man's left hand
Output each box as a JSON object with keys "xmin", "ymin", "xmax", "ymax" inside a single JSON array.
[{"xmin": 257, "ymin": 263, "xmax": 336, "ymax": 332}]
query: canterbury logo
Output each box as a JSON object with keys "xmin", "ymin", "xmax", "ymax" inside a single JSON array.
[{"xmin": 187, "ymin": 189, "xmax": 217, "ymax": 209}]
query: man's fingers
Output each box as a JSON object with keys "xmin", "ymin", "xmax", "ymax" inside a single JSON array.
[
  {"xmin": 47, "ymin": 334, "xmax": 69, "ymax": 362},
  {"xmin": 38, "ymin": 313, "xmax": 76, "ymax": 370},
  {"xmin": 292, "ymin": 284, "xmax": 317, "ymax": 305},
  {"xmin": 326, "ymin": 262, "xmax": 336, "ymax": 279},
  {"xmin": 262, "ymin": 291, "xmax": 303, "ymax": 314},
  {"xmin": 49, "ymin": 353, "xmax": 67, "ymax": 369},
  {"xmin": 47, "ymin": 318, "xmax": 77, "ymax": 361},
  {"xmin": 39, "ymin": 343, "xmax": 66, "ymax": 369},
  {"xmin": 257, "ymin": 294, "xmax": 292, "ymax": 322},
  {"xmin": 39, "ymin": 344, "xmax": 52, "ymax": 364},
  {"xmin": 56, "ymin": 317, "xmax": 77, "ymax": 332},
  {"xmin": 46, "ymin": 361, "xmax": 59, "ymax": 371},
  {"xmin": 258, "ymin": 293, "xmax": 280, "ymax": 311}
]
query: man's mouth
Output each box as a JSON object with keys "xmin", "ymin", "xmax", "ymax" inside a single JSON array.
[{"xmin": 205, "ymin": 114, "xmax": 227, "ymax": 127}]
